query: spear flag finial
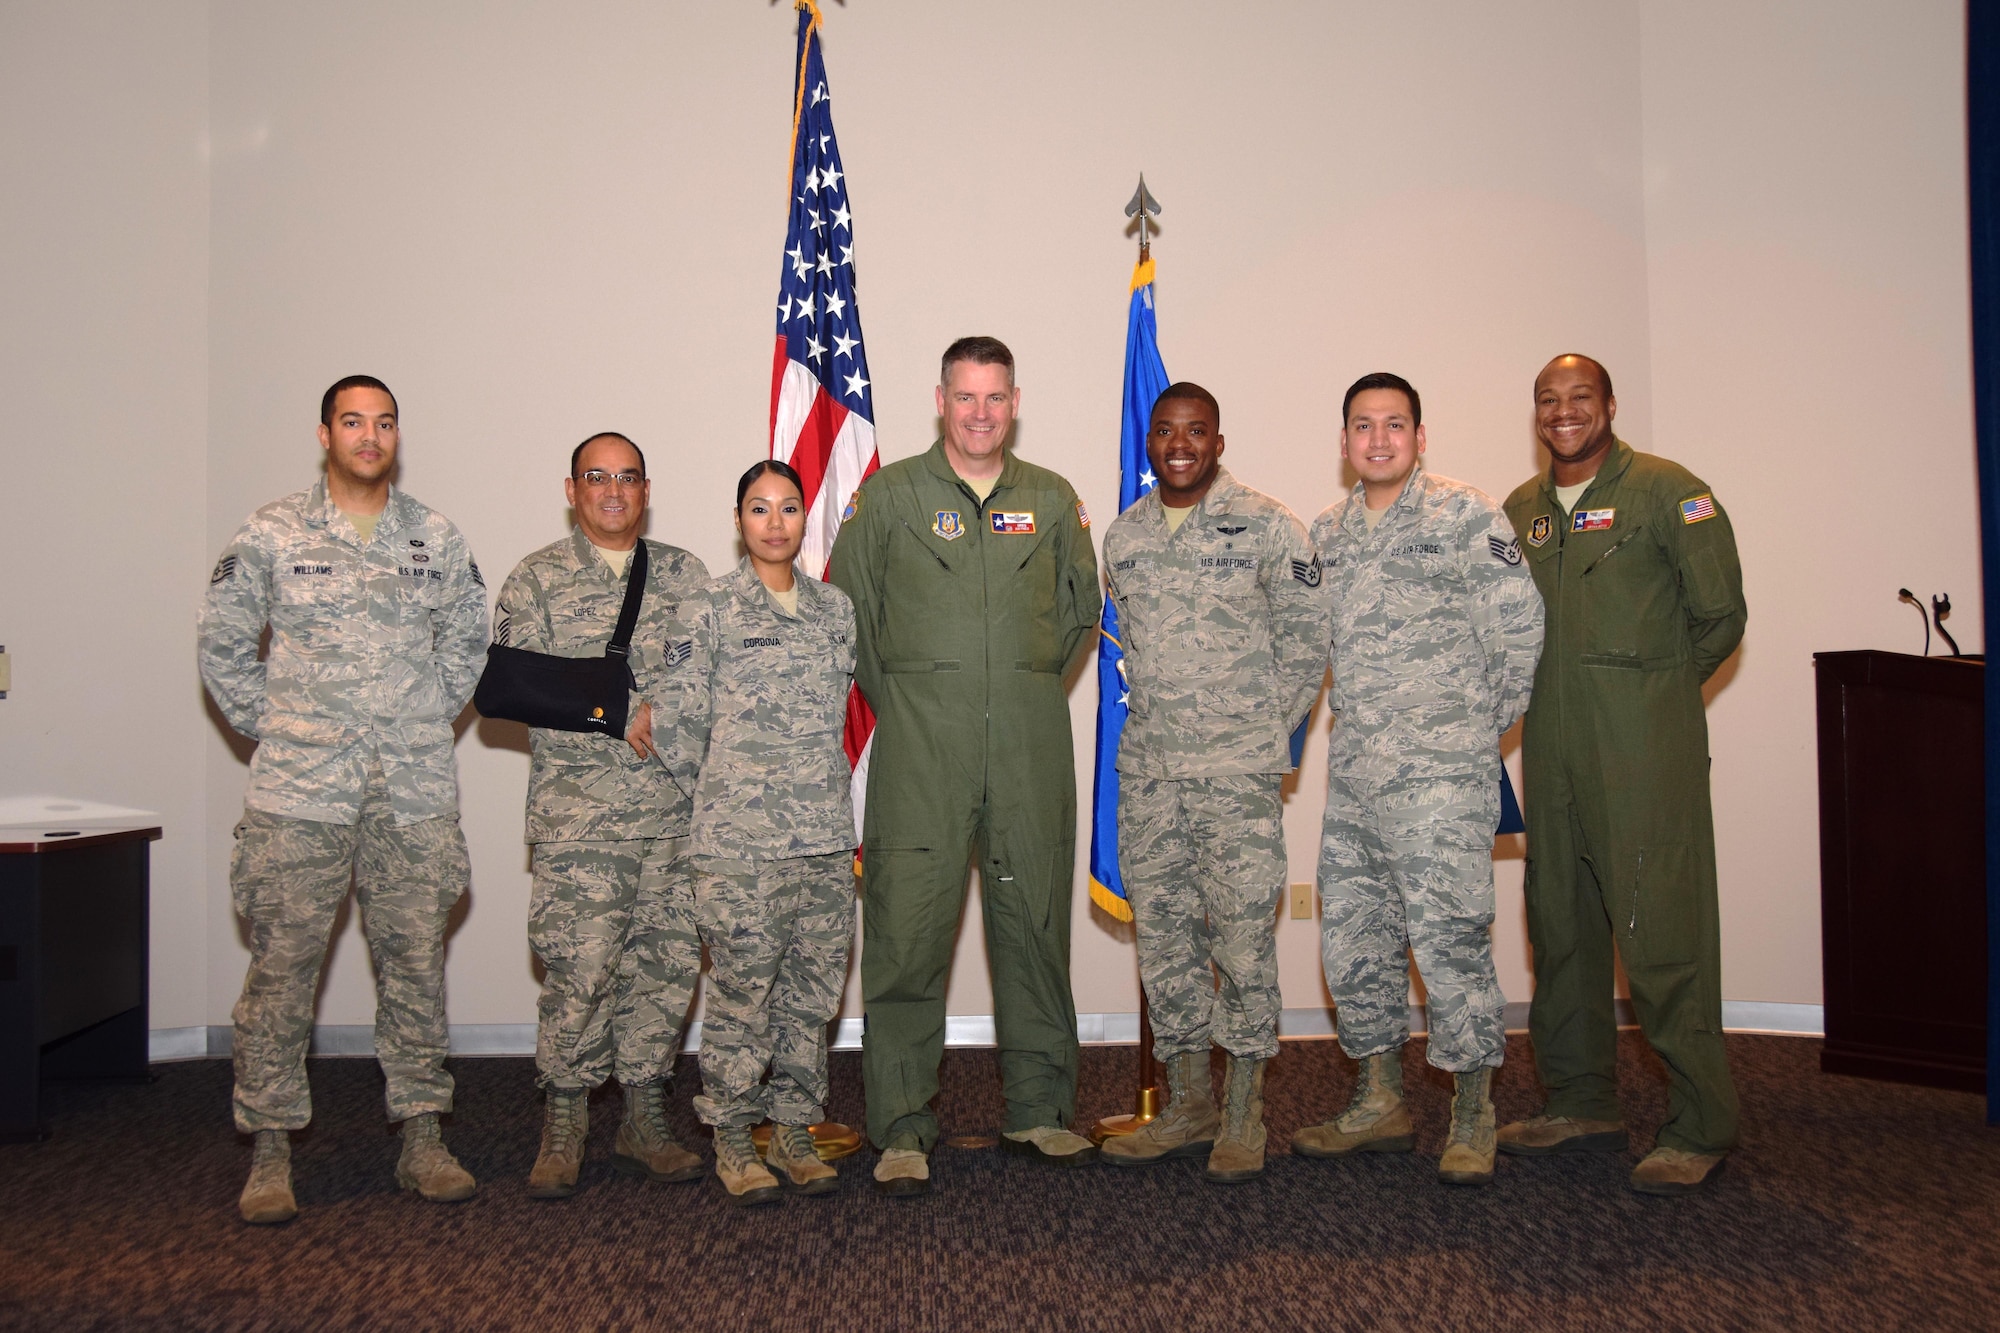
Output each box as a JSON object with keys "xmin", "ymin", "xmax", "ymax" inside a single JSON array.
[{"xmin": 1125, "ymin": 174, "xmax": 1162, "ymax": 261}]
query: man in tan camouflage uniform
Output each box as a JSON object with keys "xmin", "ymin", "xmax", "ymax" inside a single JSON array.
[
  {"xmin": 493, "ymin": 432, "xmax": 711, "ymax": 1199},
  {"xmin": 1096, "ymin": 383, "xmax": 1328, "ymax": 1184},
  {"xmin": 1291, "ymin": 372, "xmax": 1543, "ymax": 1187},
  {"xmin": 200, "ymin": 375, "xmax": 487, "ymax": 1224}
]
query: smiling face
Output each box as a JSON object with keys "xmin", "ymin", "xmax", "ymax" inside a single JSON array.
[
  {"xmin": 1534, "ymin": 356, "xmax": 1617, "ymax": 481},
  {"xmin": 935, "ymin": 358, "xmax": 1018, "ymax": 476},
  {"xmin": 564, "ymin": 435, "xmax": 650, "ymax": 550},
  {"xmin": 1146, "ymin": 395, "xmax": 1225, "ymax": 508},
  {"xmin": 318, "ymin": 387, "xmax": 399, "ymax": 490},
  {"xmin": 735, "ymin": 470, "xmax": 806, "ymax": 574},
  {"xmin": 1342, "ymin": 387, "xmax": 1425, "ymax": 507}
]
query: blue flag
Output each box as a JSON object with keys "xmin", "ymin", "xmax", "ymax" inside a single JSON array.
[{"xmin": 1088, "ymin": 260, "xmax": 1170, "ymax": 921}]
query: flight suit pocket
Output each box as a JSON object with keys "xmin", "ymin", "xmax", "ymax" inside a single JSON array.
[{"xmin": 1620, "ymin": 843, "xmax": 1695, "ymax": 967}]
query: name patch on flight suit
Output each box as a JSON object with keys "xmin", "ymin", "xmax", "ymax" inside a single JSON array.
[
  {"xmin": 991, "ymin": 511, "xmax": 1036, "ymax": 534},
  {"xmin": 1572, "ymin": 508, "xmax": 1616, "ymax": 533},
  {"xmin": 933, "ymin": 511, "xmax": 964, "ymax": 540},
  {"xmin": 1527, "ymin": 515, "xmax": 1553, "ymax": 547}
]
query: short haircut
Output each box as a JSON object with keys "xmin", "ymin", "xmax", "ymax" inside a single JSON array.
[
  {"xmin": 1151, "ymin": 381, "xmax": 1221, "ymax": 429},
  {"xmin": 1342, "ymin": 372, "xmax": 1421, "ymax": 428},
  {"xmin": 320, "ymin": 375, "xmax": 398, "ymax": 426},
  {"xmin": 1547, "ymin": 353, "xmax": 1614, "ymax": 400},
  {"xmin": 939, "ymin": 335, "xmax": 1015, "ymax": 386},
  {"xmin": 570, "ymin": 432, "xmax": 647, "ymax": 479},
  {"xmin": 735, "ymin": 457, "xmax": 805, "ymax": 511}
]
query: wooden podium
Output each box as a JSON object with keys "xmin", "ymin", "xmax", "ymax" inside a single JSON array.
[{"xmin": 1813, "ymin": 650, "xmax": 1986, "ymax": 1091}]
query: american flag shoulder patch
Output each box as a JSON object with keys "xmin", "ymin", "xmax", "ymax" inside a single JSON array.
[
  {"xmin": 1076, "ymin": 500, "xmax": 1090, "ymax": 530},
  {"xmin": 1488, "ymin": 534, "xmax": 1522, "ymax": 565},
  {"xmin": 1680, "ymin": 493, "xmax": 1716, "ymax": 525}
]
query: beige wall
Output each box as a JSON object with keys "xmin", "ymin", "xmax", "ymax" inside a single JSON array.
[
  {"xmin": 1, "ymin": 1, "xmax": 1976, "ymax": 1038},
  {"xmin": 0, "ymin": 1, "xmax": 211, "ymax": 1029}
]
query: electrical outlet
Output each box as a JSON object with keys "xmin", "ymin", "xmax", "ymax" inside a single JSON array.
[
  {"xmin": 0, "ymin": 645, "xmax": 9, "ymax": 699},
  {"xmin": 1289, "ymin": 882, "xmax": 1315, "ymax": 919}
]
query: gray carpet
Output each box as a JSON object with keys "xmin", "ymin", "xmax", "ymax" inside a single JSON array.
[{"xmin": 1, "ymin": 1033, "xmax": 1995, "ymax": 1331}]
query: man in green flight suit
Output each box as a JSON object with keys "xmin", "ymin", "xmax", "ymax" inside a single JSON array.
[
  {"xmin": 830, "ymin": 336, "xmax": 1103, "ymax": 1196},
  {"xmin": 1500, "ymin": 353, "xmax": 1747, "ymax": 1196}
]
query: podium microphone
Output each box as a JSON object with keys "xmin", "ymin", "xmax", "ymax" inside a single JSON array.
[
  {"xmin": 1898, "ymin": 588, "xmax": 1930, "ymax": 656},
  {"xmin": 1932, "ymin": 593, "xmax": 1962, "ymax": 657}
]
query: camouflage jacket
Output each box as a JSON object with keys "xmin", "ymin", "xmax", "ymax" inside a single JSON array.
[
  {"xmin": 669, "ymin": 558, "xmax": 858, "ymax": 861},
  {"xmin": 494, "ymin": 528, "xmax": 710, "ymax": 843},
  {"xmin": 1311, "ymin": 467, "xmax": 1544, "ymax": 781},
  {"xmin": 1103, "ymin": 468, "xmax": 1329, "ymax": 778},
  {"xmin": 198, "ymin": 480, "xmax": 488, "ymax": 825}
]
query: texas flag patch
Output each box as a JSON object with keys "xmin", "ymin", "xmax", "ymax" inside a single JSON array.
[
  {"xmin": 1572, "ymin": 507, "xmax": 1616, "ymax": 533},
  {"xmin": 991, "ymin": 511, "xmax": 1036, "ymax": 534},
  {"xmin": 1680, "ymin": 494, "xmax": 1716, "ymax": 525}
]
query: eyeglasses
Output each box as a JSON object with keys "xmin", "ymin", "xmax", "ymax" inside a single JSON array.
[{"xmin": 576, "ymin": 470, "xmax": 644, "ymax": 488}]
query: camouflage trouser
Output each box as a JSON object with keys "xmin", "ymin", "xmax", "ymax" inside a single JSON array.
[
  {"xmin": 1318, "ymin": 767, "xmax": 1505, "ymax": 1072},
  {"xmin": 529, "ymin": 836, "xmax": 700, "ymax": 1091},
  {"xmin": 690, "ymin": 852, "xmax": 855, "ymax": 1128},
  {"xmin": 229, "ymin": 793, "xmax": 468, "ymax": 1132},
  {"xmin": 1118, "ymin": 774, "xmax": 1286, "ymax": 1061}
]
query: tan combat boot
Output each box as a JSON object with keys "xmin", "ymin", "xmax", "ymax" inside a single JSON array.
[
  {"xmin": 766, "ymin": 1123, "xmax": 839, "ymax": 1196},
  {"xmin": 1205, "ymin": 1055, "xmax": 1268, "ymax": 1184},
  {"xmin": 1290, "ymin": 1050, "xmax": 1416, "ymax": 1158},
  {"xmin": 713, "ymin": 1126, "xmax": 782, "ymax": 1206},
  {"xmin": 526, "ymin": 1089, "xmax": 588, "ymax": 1199},
  {"xmin": 1630, "ymin": 1146, "xmax": 1727, "ymax": 1196},
  {"xmin": 395, "ymin": 1112, "xmax": 478, "ymax": 1203},
  {"xmin": 238, "ymin": 1129, "xmax": 297, "ymax": 1225},
  {"xmin": 1438, "ymin": 1068, "xmax": 1497, "ymax": 1186},
  {"xmin": 1102, "ymin": 1052, "xmax": 1219, "ymax": 1167},
  {"xmin": 611, "ymin": 1081, "xmax": 702, "ymax": 1184},
  {"xmin": 873, "ymin": 1144, "xmax": 931, "ymax": 1198},
  {"xmin": 1495, "ymin": 1113, "xmax": 1628, "ymax": 1156}
]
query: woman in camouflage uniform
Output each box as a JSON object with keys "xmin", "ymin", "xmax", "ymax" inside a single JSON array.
[{"xmin": 665, "ymin": 460, "xmax": 858, "ymax": 1206}]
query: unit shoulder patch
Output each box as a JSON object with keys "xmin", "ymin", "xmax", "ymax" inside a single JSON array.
[
  {"xmin": 1680, "ymin": 493, "xmax": 1716, "ymax": 525},
  {"xmin": 933, "ymin": 511, "xmax": 964, "ymax": 541},
  {"xmin": 1526, "ymin": 514, "xmax": 1553, "ymax": 548},
  {"xmin": 842, "ymin": 489, "xmax": 862, "ymax": 522}
]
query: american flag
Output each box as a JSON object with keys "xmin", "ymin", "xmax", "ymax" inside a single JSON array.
[
  {"xmin": 770, "ymin": 0, "xmax": 877, "ymax": 834},
  {"xmin": 1680, "ymin": 493, "xmax": 1717, "ymax": 525}
]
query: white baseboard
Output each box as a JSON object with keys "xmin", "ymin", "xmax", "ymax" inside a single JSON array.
[{"xmin": 150, "ymin": 1001, "xmax": 1823, "ymax": 1063}]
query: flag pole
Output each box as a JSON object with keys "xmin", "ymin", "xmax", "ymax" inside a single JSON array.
[
  {"xmin": 749, "ymin": 0, "xmax": 863, "ymax": 1165},
  {"xmin": 1092, "ymin": 175, "xmax": 1168, "ymax": 1144}
]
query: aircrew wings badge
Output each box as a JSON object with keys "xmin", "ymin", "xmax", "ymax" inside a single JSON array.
[
  {"xmin": 1527, "ymin": 515, "xmax": 1552, "ymax": 548},
  {"xmin": 933, "ymin": 510, "xmax": 964, "ymax": 540},
  {"xmin": 991, "ymin": 511, "xmax": 1036, "ymax": 534}
]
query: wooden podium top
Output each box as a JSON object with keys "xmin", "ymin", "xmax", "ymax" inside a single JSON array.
[{"xmin": 0, "ymin": 825, "xmax": 162, "ymax": 856}]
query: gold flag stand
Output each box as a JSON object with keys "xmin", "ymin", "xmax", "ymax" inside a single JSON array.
[{"xmin": 1091, "ymin": 995, "xmax": 1159, "ymax": 1142}]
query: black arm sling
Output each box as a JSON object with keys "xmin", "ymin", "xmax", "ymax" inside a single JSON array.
[{"xmin": 473, "ymin": 541, "xmax": 648, "ymax": 736}]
